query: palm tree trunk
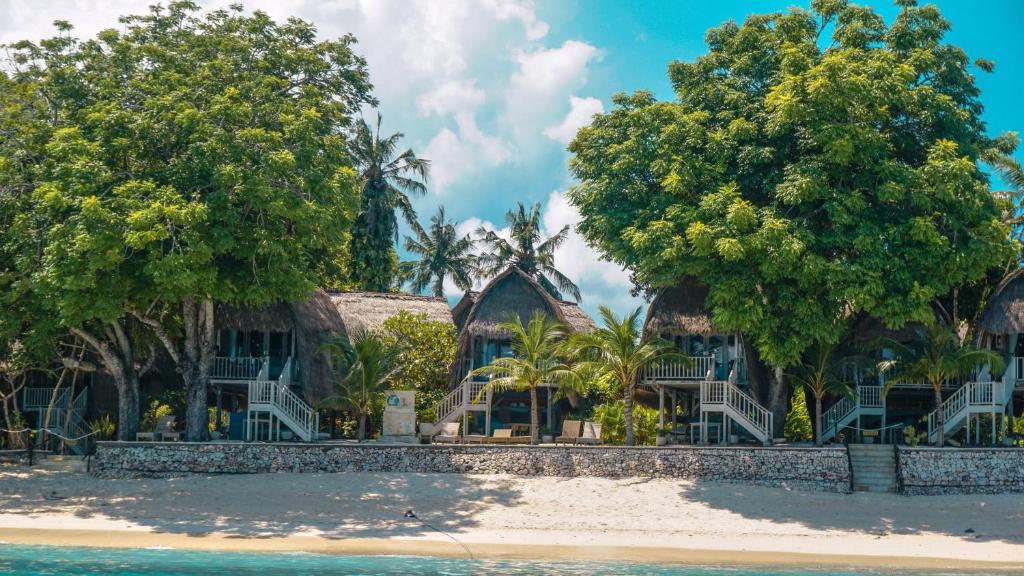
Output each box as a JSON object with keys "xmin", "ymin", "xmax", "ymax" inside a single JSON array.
[
  {"xmin": 624, "ymin": 385, "xmax": 635, "ymax": 446},
  {"xmin": 934, "ymin": 384, "xmax": 945, "ymax": 447},
  {"xmin": 529, "ymin": 386, "xmax": 539, "ymax": 445},
  {"xmin": 814, "ymin": 392, "xmax": 823, "ymax": 447},
  {"xmin": 358, "ymin": 413, "xmax": 367, "ymax": 442}
]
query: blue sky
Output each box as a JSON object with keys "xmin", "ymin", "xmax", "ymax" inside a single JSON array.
[{"xmin": 2, "ymin": 0, "xmax": 1021, "ymax": 319}]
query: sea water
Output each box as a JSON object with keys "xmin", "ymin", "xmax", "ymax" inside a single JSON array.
[{"xmin": 0, "ymin": 545, "xmax": 1000, "ymax": 575}]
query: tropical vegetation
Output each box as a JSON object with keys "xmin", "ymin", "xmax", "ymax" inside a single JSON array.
[
  {"xmin": 320, "ymin": 331, "xmax": 402, "ymax": 441},
  {"xmin": 400, "ymin": 207, "xmax": 476, "ymax": 297},
  {"xmin": 787, "ymin": 341, "xmax": 853, "ymax": 446}
]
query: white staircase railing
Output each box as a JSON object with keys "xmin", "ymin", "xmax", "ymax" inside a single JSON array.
[
  {"xmin": 700, "ymin": 376, "xmax": 773, "ymax": 444},
  {"xmin": 643, "ymin": 356, "xmax": 716, "ymax": 381},
  {"xmin": 927, "ymin": 380, "xmax": 1011, "ymax": 444},
  {"xmin": 24, "ymin": 387, "xmax": 69, "ymax": 411},
  {"xmin": 820, "ymin": 385, "xmax": 884, "ymax": 444},
  {"xmin": 434, "ymin": 380, "xmax": 489, "ymax": 432},
  {"xmin": 246, "ymin": 357, "xmax": 318, "ymax": 442}
]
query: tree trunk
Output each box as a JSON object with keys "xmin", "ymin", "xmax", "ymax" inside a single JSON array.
[
  {"xmin": 71, "ymin": 324, "xmax": 142, "ymax": 441},
  {"xmin": 178, "ymin": 298, "xmax": 216, "ymax": 442},
  {"xmin": 357, "ymin": 412, "xmax": 366, "ymax": 442},
  {"xmin": 529, "ymin": 386, "xmax": 539, "ymax": 445},
  {"xmin": 624, "ymin": 385, "xmax": 635, "ymax": 446},
  {"xmin": 934, "ymin": 384, "xmax": 945, "ymax": 447},
  {"xmin": 117, "ymin": 371, "xmax": 141, "ymax": 442},
  {"xmin": 768, "ymin": 367, "xmax": 787, "ymax": 440},
  {"xmin": 742, "ymin": 337, "xmax": 769, "ymax": 406},
  {"xmin": 814, "ymin": 392, "xmax": 823, "ymax": 447}
]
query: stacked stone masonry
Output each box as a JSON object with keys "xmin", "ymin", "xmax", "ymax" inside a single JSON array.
[
  {"xmin": 94, "ymin": 442, "xmax": 851, "ymax": 493},
  {"xmin": 897, "ymin": 447, "xmax": 1024, "ymax": 495}
]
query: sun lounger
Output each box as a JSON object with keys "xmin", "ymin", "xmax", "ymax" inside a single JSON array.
[
  {"xmin": 576, "ymin": 421, "xmax": 602, "ymax": 445},
  {"xmin": 555, "ymin": 419, "xmax": 582, "ymax": 444},
  {"xmin": 486, "ymin": 429, "xmax": 514, "ymax": 444},
  {"xmin": 433, "ymin": 422, "xmax": 461, "ymax": 444}
]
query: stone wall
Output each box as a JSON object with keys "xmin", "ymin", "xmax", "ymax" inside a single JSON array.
[
  {"xmin": 94, "ymin": 442, "xmax": 851, "ymax": 493},
  {"xmin": 897, "ymin": 447, "xmax": 1024, "ymax": 495}
]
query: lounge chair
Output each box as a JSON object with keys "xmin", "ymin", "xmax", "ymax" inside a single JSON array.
[
  {"xmin": 136, "ymin": 416, "xmax": 180, "ymax": 442},
  {"xmin": 486, "ymin": 429, "xmax": 514, "ymax": 444},
  {"xmin": 433, "ymin": 422, "xmax": 461, "ymax": 444},
  {"xmin": 576, "ymin": 421, "xmax": 602, "ymax": 445},
  {"xmin": 554, "ymin": 419, "xmax": 582, "ymax": 444}
]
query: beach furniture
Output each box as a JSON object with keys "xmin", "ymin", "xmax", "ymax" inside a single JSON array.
[
  {"xmin": 554, "ymin": 419, "xmax": 582, "ymax": 444},
  {"xmin": 433, "ymin": 422, "xmax": 462, "ymax": 444},
  {"xmin": 486, "ymin": 429, "xmax": 513, "ymax": 444},
  {"xmin": 135, "ymin": 416, "xmax": 180, "ymax": 442},
  {"xmin": 576, "ymin": 421, "xmax": 602, "ymax": 445}
]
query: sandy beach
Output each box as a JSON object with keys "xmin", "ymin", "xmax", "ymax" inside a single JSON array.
[{"xmin": 1, "ymin": 466, "xmax": 1023, "ymax": 570}]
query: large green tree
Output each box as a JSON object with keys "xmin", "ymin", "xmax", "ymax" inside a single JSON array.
[
  {"xmin": 1, "ymin": 3, "xmax": 373, "ymax": 439},
  {"xmin": 568, "ymin": 0, "xmax": 1014, "ymax": 434},
  {"xmin": 477, "ymin": 202, "xmax": 581, "ymax": 302},
  {"xmin": 348, "ymin": 114, "xmax": 430, "ymax": 292},
  {"xmin": 400, "ymin": 206, "xmax": 476, "ymax": 297}
]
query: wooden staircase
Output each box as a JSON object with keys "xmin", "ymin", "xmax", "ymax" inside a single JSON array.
[
  {"xmin": 246, "ymin": 357, "xmax": 319, "ymax": 442},
  {"xmin": 926, "ymin": 379, "xmax": 1013, "ymax": 445},
  {"xmin": 23, "ymin": 387, "xmax": 90, "ymax": 455},
  {"xmin": 820, "ymin": 385, "xmax": 885, "ymax": 444},
  {"xmin": 699, "ymin": 374, "xmax": 773, "ymax": 445},
  {"xmin": 434, "ymin": 380, "xmax": 490, "ymax": 434},
  {"xmin": 848, "ymin": 444, "xmax": 896, "ymax": 493}
]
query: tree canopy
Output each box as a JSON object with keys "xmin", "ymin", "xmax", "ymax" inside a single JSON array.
[
  {"xmin": 569, "ymin": 0, "xmax": 1015, "ymax": 372},
  {"xmin": 0, "ymin": 2, "xmax": 374, "ymax": 438}
]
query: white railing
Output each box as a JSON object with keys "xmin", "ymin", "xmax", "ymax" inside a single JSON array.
[
  {"xmin": 927, "ymin": 381, "xmax": 1009, "ymax": 442},
  {"xmin": 822, "ymin": 394, "xmax": 855, "ymax": 438},
  {"xmin": 700, "ymin": 378, "xmax": 772, "ymax": 443},
  {"xmin": 644, "ymin": 356, "xmax": 715, "ymax": 381},
  {"xmin": 436, "ymin": 384, "xmax": 464, "ymax": 424},
  {"xmin": 248, "ymin": 377, "xmax": 317, "ymax": 442},
  {"xmin": 212, "ymin": 356, "xmax": 267, "ymax": 380},
  {"xmin": 859, "ymin": 385, "xmax": 883, "ymax": 408},
  {"xmin": 23, "ymin": 387, "xmax": 69, "ymax": 410},
  {"xmin": 278, "ymin": 357, "xmax": 293, "ymax": 389}
]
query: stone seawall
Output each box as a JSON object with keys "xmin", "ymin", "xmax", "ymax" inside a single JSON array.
[
  {"xmin": 94, "ymin": 442, "xmax": 851, "ymax": 493},
  {"xmin": 897, "ymin": 447, "xmax": 1024, "ymax": 495}
]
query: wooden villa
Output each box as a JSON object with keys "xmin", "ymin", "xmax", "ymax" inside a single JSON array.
[
  {"xmin": 638, "ymin": 278, "xmax": 771, "ymax": 445},
  {"xmin": 441, "ymin": 267, "xmax": 595, "ymax": 438}
]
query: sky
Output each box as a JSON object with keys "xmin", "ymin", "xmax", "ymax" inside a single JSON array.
[{"xmin": 2, "ymin": 0, "xmax": 1021, "ymax": 320}]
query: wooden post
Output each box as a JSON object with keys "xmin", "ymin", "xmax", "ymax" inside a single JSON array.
[
  {"xmin": 671, "ymin": 390, "xmax": 677, "ymax": 429},
  {"xmin": 215, "ymin": 386, "xmax": 223, "ymax": 434},
  {"xmin": 485, "ymin": 387, "xmax": 493, "ymax": 437},
  {"xmin": 546, "ymin": 387, "xmax": 554, "ymax": 431},
  {"xmin": 658, "ymin": 386, "xmax": 665, "ymax": 429}
]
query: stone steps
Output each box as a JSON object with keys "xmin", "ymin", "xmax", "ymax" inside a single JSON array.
[{"xmin": 849, "ymin": 444, "xmax": 896, "ymax": 493}]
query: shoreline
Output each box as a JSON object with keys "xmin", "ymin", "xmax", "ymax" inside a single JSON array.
[
  {"xmin": 2, "ymin": 527, "xmax": 1023, "ymax": 570},
  {"xmin": 3, "ymin": 469, "xmax": 1024, "ymax": 570}
]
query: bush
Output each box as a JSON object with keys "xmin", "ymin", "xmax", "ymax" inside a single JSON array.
[
  {"xmin": 592, "ymin": 400, "xmax": 659, "ymax": 445},
  {"xmin": 784, "ymin": 387, "xmax": 813, "ymax": 442},
  {"xmin": 89, "ymin": 413, "xmax": 117, "ymax": 441},
  {"xmin": 141, "ymin": 400, "xmax": 173, "ymax": 432}
]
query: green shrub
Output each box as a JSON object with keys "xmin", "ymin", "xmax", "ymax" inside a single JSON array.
[
  {"xmin": 89, "ymin": 413, "xmax": 117, "ymax": 441},
  {"xmin": 141, "ymin": 400, "xmax": 173, "ymax": 432},
  {"xmin": 784, "ymin": 387, "xmax": 813, "ymax": 442},
  {"xmin": 592, "ymin": 400, "xmax": 659, "ymax": 445}
]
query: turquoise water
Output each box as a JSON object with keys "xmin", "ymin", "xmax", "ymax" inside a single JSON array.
[{"xmin": 0, "ymin": 545, "xmax": 999, "ymax": 575}]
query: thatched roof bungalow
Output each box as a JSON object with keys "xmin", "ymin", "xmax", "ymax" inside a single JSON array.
[
  {"xmin": 451, "ymin": 267, "xmax": 594, "ymax": 384},
  {"xmin": 215, "ymin": 290, "xmax": 454, "ymax": 405}
]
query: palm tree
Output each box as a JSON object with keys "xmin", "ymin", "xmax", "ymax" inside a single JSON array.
[
  {"xmin": 349, "ymin": 113, "xmax": 430, "ymax": 292},
  {"xmin": 400, "ymin": 206, "xmax": 476, "ymax": 297},
  {"xmin": 466, "ymin": 312, "xmax": 579, "ymax": 444},
  {"xmin": 320, "ymin": 330, "xmax": 401, "ymax": 441},
  {"xmin": 477, "ymin": 202, "xmax": 581, "ymax": 302},
  {"xmin": 876, "ymin": 324, "xmax": 1004, "ymax": 447},
  {"xmin": 787, "ymin": 340, "xmax": 854, "ymax": 446},
  {"xmin": 563, "ymin": 306, "xmax": 683, "ymax": 446}
]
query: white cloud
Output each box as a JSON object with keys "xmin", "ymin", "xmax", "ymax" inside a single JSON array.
[
  {"xmin": 541, "ymin": 190, "xmax": 632, "ymax": 292},
  {"xmin": 417, "ymin": 79, "xmax": 487, "ymax": 117},
  {"xmin": 486, "ymin": 0, "xmax": 549, "ymax": 41},
  {"xmin": 544, "ymin": 96, "xmax": 604, "ymax": 144},
  {"xmin": 422, "ymin": 113, "xmax": 511, "ymax": 193}
]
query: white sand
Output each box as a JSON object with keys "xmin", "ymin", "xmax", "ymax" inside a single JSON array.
[{"xmin": 1, "ymin": 466, "xmax": 1023, "ymax": 569}]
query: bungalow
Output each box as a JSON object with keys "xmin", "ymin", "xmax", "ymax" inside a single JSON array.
[
  {"xmin": 974, "ymin": 270, "xmax": 1024, "ymax": 441},
  {"xmin": 444, "ymin": 267, "xmax": 595, "ymax": 437},
  {"xmin": 212, "ymin": 290, "xmax": 453, "ymax": 442},
  {"xmin": 638, "ymin": 277, "xmax": 771, "ymax": 445}
]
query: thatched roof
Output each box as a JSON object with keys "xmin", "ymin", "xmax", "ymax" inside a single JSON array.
[
  {"xmin": 456, "ymin": 267, "xmax": 594, "ymax": 339},
  {"xmin": 642, "ymin": 277, "xmax": 719, "ymax": 336},
  {"xmin": 979, "ymin": 268, "xmax": 1024, "ymax": 335},
  {"xmin": 328, "ymin": 291, "xmax": 453, "ymax": 334},
  {"xmin": 216, "ymin": 302, "xmax": 294, "ymax": 333},
  {"xmin": 452, "ymin": 291, "xmax": 479, "ymax": 332}
]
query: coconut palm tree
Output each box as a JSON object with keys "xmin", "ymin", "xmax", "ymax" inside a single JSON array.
[
  {"xmin": 563, "ymin": 306, "xmax": 683, "ymax": 446},
  {"xmin": 476, "ymin": 202, "xmax": 581, "ymax": 302},
  {"xmin": 876, "ymin": 324, "xmax": 1004, "ymax": 447},
  {"xmin": 787, "ymin": 340, "xmax": 854, "ymax": 446},
  {"xmin": 349, "ymin": 113, "xmax": 430, "ymax": 292},
  {"xmin": 466, "ymin": 312, "xmax": 579, "ymax": 444},
  {"xmin": 400, "ymin": 206, "xmax": 476, "ymax": 297},
  {"xmin": 320, "ymin": 330, "xmax": 401, "ymax": 441}
]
